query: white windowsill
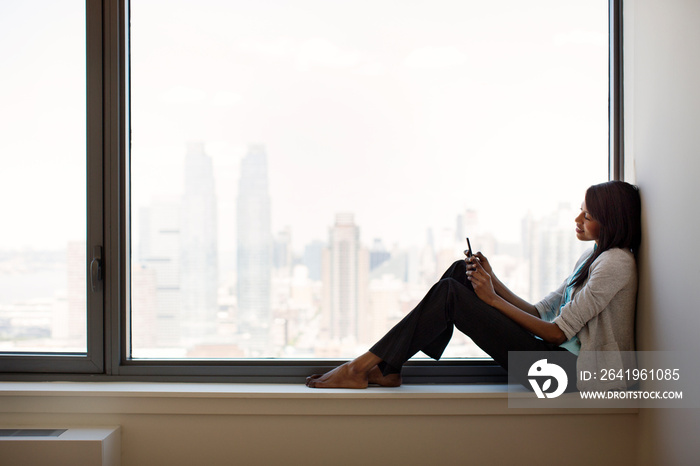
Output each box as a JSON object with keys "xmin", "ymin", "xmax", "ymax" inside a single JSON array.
[{"xmin": 0, "ymin": 382, "xmax": 638, "ymax": 417}]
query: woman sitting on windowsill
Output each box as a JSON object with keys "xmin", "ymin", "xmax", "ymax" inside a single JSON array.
[{"xmin": 306, "ymin": 180, "xmax": 641, "ymax": 392}]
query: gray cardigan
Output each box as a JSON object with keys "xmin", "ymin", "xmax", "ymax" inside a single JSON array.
[{"xmin": 535, "ymin": 247, "xmax": 638, "ymax": 391}]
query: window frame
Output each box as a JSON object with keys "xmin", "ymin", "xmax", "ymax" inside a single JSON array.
[
  {"xmin": 0, "ymin": 0, "xmax": 623, "ymax": 382},
  {"xmin": 0, "ymin": 0, "xmax": 104, "ymax": 376}
]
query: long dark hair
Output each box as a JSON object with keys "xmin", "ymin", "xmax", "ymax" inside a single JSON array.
[{"xmin": 570, "ymin": 181, "xmax": 642, "ymax": 289}]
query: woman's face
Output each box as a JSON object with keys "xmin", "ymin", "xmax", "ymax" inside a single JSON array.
[{"xmin": 575, "ymin": 201, "xmax": 601, "ymax": 243}]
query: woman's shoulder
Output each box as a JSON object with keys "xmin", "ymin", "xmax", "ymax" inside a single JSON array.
[
  {"xmin": 592, "ymin": 247, "xmax": 636, "ymax": 273},
  {"xmin": 596, "ymin": 246, "xmax": 635, "ymax": 260}
]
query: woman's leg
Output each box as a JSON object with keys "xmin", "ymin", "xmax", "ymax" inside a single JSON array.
[
  {"xmin": 306, "ymin": 261, "xmax": 467, "ymax": 388},
  {"xmin": 307, "ymin": 260, "xmax": 574, "ymax": 388},
  {"xmin": 368, "ymin": 261, "xmax": 466, "ymax": 376}
]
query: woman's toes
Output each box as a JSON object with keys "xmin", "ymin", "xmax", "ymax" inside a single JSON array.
[{"xmin": 305, "ymin": 374, "xmax": 322, "ymax": 387}]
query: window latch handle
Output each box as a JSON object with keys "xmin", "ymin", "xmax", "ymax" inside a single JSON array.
[{"xmin": 90, "ymin": 246, "xmax": 103, "ymax": 292}]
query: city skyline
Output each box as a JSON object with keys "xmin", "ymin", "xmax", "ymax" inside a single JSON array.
[
  {"xmin": 1, "ymin": 177, "xmax": 589, "ymax": 358},
  {"xmin": 126, "ymin": 140, "xmax": 589, "ymax": 358}
]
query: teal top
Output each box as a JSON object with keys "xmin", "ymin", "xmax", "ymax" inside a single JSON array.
[{"xmin": 557, "ymin": 246, "xmax": 597, "ymax": 355}]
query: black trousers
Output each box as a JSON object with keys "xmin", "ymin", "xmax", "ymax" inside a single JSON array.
[{"xmin": 369, "ymin": 260, "xmax": 577, "ymax": 388}]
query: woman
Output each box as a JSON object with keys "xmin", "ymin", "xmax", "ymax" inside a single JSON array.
[{"xmin": 306, "ymin": 181, "xmax": 642, "ymax": 392}]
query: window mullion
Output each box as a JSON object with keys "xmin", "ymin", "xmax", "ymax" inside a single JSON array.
[{"xmin": 102, "ymin": 0, "xmax": 130, "ymax": 376}]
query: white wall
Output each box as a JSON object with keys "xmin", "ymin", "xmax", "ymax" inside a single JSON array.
[
  {"xmin": 625, "ymin": 0, "xmax": 700, "ymax": 464},
  {"xmin": 0, "ymin": 385, "xmax": 639, "ymax": 466}
]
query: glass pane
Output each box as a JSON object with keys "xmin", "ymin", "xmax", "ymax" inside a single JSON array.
[
  {"xmin": 0, "ymin": 2, "xmax": 87, "ymax": 353},
  {"xmin": 130, "ymin": 0, "xmax": 608, "ymax": 359}
]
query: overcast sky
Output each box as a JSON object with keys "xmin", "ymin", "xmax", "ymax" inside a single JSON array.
[{"xmin": 1, "ymin": 0, "xmax": 608, "ymax": 253}]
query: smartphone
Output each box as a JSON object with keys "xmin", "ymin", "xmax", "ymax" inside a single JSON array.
[{"xmin": 464, "ymin": 237, "xmax": 472, "ymax": 258}]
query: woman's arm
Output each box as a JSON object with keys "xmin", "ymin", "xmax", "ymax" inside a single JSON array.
[
  {"xmin": 467, "ymin": 257, "xmax": 567, "ymax": 344},
  {"xmin": 468, "ymin": 253, "xmax": 539, "ymax": 317},
  {"xmin": 553, "ymin": 248, "xmax": 636, "ymax": 339}
]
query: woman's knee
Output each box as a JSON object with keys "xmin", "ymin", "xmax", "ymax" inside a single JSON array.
[
  {"xmin": 439, "ymin": 276, "xmax": 463, "ymax": 291},
  {"xmin": 450, "ymin": 259, "xmax": 466, "ymax": 272},
  {"xmin": 438, "ymin": 277, "xmax": 475, "ymax": 313},
  {"xmin": 440, "ymin": 260, "xmax": 467, "ymax": 282}
]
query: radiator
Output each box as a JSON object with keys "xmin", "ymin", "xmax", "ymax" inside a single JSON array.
[{"xmin": 0, "ymin": 427, "xmax": 120, "ymax": 466}]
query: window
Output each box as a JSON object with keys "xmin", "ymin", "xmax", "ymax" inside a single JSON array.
[
  {"xmin": 0, "ymin": 0, "xmax": 621, "ymax": 382},
  {"xmin": 0, "ymin": 0, "xmax": 103, "ymax": 374}
]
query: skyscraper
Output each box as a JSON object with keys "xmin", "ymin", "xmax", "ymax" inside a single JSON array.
[
  {"xmin": 237, "ymin": 144, "xmax": 272, "ymax": 355},
  {"xmin": 369, "ymin": 238, "xmax": 390, "ymax": 271},
  {"xmin": 302, "ymin": 240, "xmax": 324, "ymax": 281},
  {"xmin": 322, "ymin": 213, "xmax": 369, "ymax": 346},
  {"xmin": 135, "ymin": 200, "xmax": 182, "ymax": 349},
  {"xmin": 180, "ymin": 142, "xmax": 218, "ymax": 341},
  {"xmin": 273, "ymin": 226, "xmax": 293, "ymax": 275}
]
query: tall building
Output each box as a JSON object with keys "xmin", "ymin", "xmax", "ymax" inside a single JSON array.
[
  {"xmin": 369, "ymin": 238, "xmax": 390, "ymax": 270},
  {"xmin": 135, "ymin": 200, "xmax": 182, "ymax": 348},
  {"xmin": 273, "ymin": 226, "xmax": 293, "ymax": 275},
  {"xmin": 180, "ymin": 142, "xmax": 219, "ymax": 341},
  {"xmin": 236, "ymin": 144, "xmax": 272, "ymax": 355},
  {"xmin": 130, "ymin": 264, "xmax": 158, "ymax": 350},
  {"xmin": 322, "ymin": 213, "xmax": 369, "ymax": 346},
  {"xmin": 302, "ymin": 240, "xmax": 324, "ymax": 281}
]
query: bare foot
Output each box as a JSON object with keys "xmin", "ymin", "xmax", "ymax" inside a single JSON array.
[
  {"xmin": 368, "ymin": 365, "xmax": 402, "ymax": 387},
  {"xmin": 306, "ymin": 352, "xmax": 384, "ymax": 389},
  {"xmin": 305, "ymin": 362, "xmax": 369, "ymax": 389}
]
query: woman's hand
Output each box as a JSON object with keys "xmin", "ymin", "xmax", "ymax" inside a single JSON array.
[
  {"xmin": 472, "ymin": 252, "xmax": 494, "ymax": 276},
  {"xmin": 466, "ymin": 257, "xmax": 499, "ymax": 306},
  {"xmin": 465, "ymin": 251, "xmax": 494, "ymax": 278},
  {"xmin": 466, "ymin": 251, "xmax": 540, "ymax": 317}
]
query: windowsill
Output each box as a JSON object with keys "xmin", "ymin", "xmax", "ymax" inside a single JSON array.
[{"xmin": 0, "ymin": 382, "xmax": 637, "ymax": 416}]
